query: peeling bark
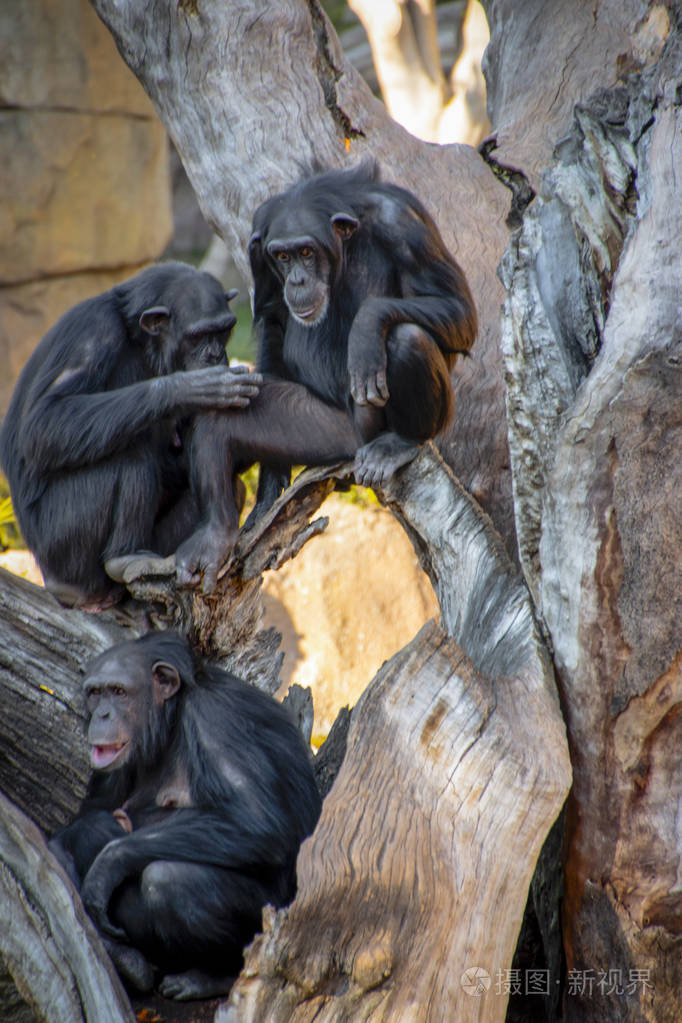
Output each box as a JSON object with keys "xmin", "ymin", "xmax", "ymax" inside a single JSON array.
[
  {"xmin": 490, "ymin": 6, "xmax": 681, "ymax": 1019},
  {"xmin": 1, "ymin": 0, "xmax": 680, "ymax": 1019}
]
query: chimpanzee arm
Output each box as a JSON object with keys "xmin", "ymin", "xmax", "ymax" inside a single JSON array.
[
  {"xmin": 80, "ymin": 808, "xmax": 289, "ymax": 937},
  {"xmin": 48, "ymin": 810, "xmax": 129, "ymax": 887},
  {"xmin": 347, "ymin": 292, "xmax": 475, "ymax": 407},
  {"xmin": 21, "ymin": 364, "xmax": 260, "ymax": 476}
]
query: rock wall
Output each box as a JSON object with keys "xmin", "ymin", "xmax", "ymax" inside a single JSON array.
[
  {"xmin": 0, "ymin": 0, "xmax": 172, "ymax": 412},
  {"xmin": 263, "ymin": 495, "xmax": 440, "ymax": 738}
]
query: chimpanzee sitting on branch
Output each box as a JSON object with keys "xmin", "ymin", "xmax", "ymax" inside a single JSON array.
[
  {"xmin": 49, "ymin": 632, "xmax": 321, "ymax": 1001},
  {"xmin": 174, "ymin": 162, "xmax": 477, "ymax": 591},
  {"xmin": 0, "ymin": 262, "xmax": 261, "ymax": 610}
]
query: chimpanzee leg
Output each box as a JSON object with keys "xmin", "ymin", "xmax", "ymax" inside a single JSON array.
[
  {"xmin": 37, "ymin": 452, "xmax": 163, "ymax": 610},
  {"xmin": 175, "ymin": 379, "xmax": 358, "ymax": 591},
  {"xmin": 48, "ymin": 811, "xmax": 128, "ymax": 887},
  {"xmin": 151, "ymin": 489, "xmax": 200, "ymax": 554},
  {"xmin": 353, "ymin": 323, "xmax": 454, "ymax": 488},
  {"xmin": 110, "ymin": 860, "xmax": 275, "ymax": 999}
]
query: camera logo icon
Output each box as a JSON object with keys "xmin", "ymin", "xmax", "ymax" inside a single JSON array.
[{"xmin": 460, "ymin": 966, "xmax": 491, "ymax": 996}]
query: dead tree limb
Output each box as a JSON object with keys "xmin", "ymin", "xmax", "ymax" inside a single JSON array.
[{"xmin": 219, "ymin": 445, "xmax": 571, "ymax": 1023}]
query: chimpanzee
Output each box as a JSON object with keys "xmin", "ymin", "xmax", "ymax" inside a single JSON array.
[
  {"xmin": 0, "ymin": 262, "xmax": 261, "ymax": 610},
  {"xmin": 48, "ymin": 632, "xmax": 321, "ymax": 1001},
  {"xmin": 174, "ymin": 162, "xmax": 477, "ymax": 590}
]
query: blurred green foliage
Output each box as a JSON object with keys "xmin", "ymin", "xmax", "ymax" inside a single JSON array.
[
  {"xmin": 0, "ymin": 474, "xmax": 23, "ymax": 549},
  {"xmin": 227, "ymin": 299, "xmax": 257, "ymax": 365}
]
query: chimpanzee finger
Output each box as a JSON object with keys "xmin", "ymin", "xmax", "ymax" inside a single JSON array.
[
  {"xmin": 376, "ymin": 369, "xmax": 389, "ymax": 402},
  {"xmin": 366, "ymin": 373, "xmax": 389, "ymax": 407},
  {"xmin": 230, "ymin": 371, "xmax": 263, "ymax": 386},
  {"xmin": 351, "ymin": 374, "xmax": 368, "ymax": 405},
  {"xmin": 176, "ymin": 564, "xmax": 201, "ymax": 587},
  {"xmin": 202, "ymin": 562, "xmax": 219, "ymax": 594}
]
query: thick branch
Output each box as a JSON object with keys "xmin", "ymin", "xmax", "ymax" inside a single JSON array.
[
  {"xmin": 0, "ymin": 792, "xmax": 133, "ymax": 1023},
  {"xmin": 219, "ymin": 446, "xmax": 571, "ymax": 1023}
]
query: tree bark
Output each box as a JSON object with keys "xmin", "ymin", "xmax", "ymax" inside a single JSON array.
[
  {"xmin": 1, "ymin": 0, "xmax": 679, "ymax": 1019},
  {"xmin": 0, "ymin": 792, "xmax": 134, "ymax": 1023},
  {"xmin": 219, "ymin": 445, "xmax": 570, "ymax": 1023}
]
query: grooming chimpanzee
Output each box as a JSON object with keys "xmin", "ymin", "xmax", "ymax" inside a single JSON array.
[
  {"xmin": 49, "ymin": 632, "xmax": 321, "ymax": 1001},
  {"xmin": 174, "ymin": 162, "xmax": 477, "ymax": 590},
  {"xmin": 0, "ymin": 262, "xmax": 261, "ymax": 610}
]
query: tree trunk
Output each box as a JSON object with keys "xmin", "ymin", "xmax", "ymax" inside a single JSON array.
[
  {"xmin": 1, "ymin": 452, "xmax": 569, "ymax": 1021},
  {"xmin": 0, "ymin": 792, "xmax": 134, "ymax": 1023},
  {"xmin": 219, "ymin": 445, "xmax": 570, "ymax": 1023},
  {"xmin": 1, "ymin": 0, "xmax": 679, "ymax": 1019}
]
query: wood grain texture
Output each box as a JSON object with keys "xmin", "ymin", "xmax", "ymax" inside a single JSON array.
[
  {"xmin": 481, "ymin": 0, "xmax": 672, "ymax": 190},
  {"xmin": 219, "ymin": 446, "xmax": 571, "ymax": 1023},
  {"xmin": 538, "ymin": 92, "xmax": 682, "ymax": 1022},
  {"xmin": 0, "ymin": 791, "xmax": 134, "ymax": 1023}
]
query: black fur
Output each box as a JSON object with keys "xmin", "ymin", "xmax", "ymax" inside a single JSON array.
[
  {"xmin": 0, "ymin": 262, "xmax": 254, "ymax": 607},
  {"xmin": 174, "ymin": 164, "xmax": 477, "ymax": 585},
  {"xmin": 249, "ymin": 161, "xmax": 476, "ymax": 409},
  {"xmin": 49, "ymin": 633, "xmax": 321, "ymax": 999}
]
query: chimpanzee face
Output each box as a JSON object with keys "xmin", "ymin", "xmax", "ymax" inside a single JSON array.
[
  {"xmin": 138, "ymin": 272, "xmax": 238, "ymax": 373},
  {"xmin": 253, "ymin": 205, "xmax": 359, "ymax": 328},
  {"xmin": 266, "ymin": 237, "xmax": 332, "ymax": 328},
  {"xmin": 84, "ymin": 651, "xmax": 181, "ymax": 772}
]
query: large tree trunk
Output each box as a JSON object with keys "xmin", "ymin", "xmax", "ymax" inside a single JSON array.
[
  {"xmin": 1, "ymin": 0, "xmax": 679, "ymax": 1020},
  {"xmin": 1, "ymin": 454, "xmax": 570, "ymax": 1022},
  {"xmin": 219, "ymin": 447, "xmax": 570, "ymax": 1022}
]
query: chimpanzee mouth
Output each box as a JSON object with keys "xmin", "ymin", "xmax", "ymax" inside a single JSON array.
[
  {"xmin": 291, "ymin": 297, "xmax": 328, "ymax": 327},
  {"xmin": 91, "ymin": 742, "xmax": 129, "ymax": 770}
]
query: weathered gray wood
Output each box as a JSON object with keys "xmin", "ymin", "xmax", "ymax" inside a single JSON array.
[
  {"xmin": 1, "ymin": 1, "xmax": 678, "ymax": 1019},
  {"xmin": 538, "ymin": 94, "xmax": 682, "ymax": 1023},
  {"xmin": 0, "ymin": 791, "xmax": 134, "ymax": 1023},
  {"xmin": 218, "ymin": 446, "xmax": 571, "ymax": 1023},
  {"xmin": 487, "ymin": 6, "xmax": 682, "ymax": 1017},
  {"xmin": 0, "ymin": 570, "xmax": 127, "ymax": 832}
]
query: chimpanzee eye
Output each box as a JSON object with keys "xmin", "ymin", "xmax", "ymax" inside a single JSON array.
[
  {"xmin": 111, "ymin": 685, "xmax": 127, "ymax": 697},
  {"xmin": 276, "ymin": 251, "xmax": 290, "ymax": 263},
  {"xmin": 300, "ymin": 247, "xmax": 313, "ymax": 259}
]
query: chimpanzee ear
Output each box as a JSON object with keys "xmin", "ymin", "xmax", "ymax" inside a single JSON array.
[
  {"xmin": 139, "ymin": 306, "xmax": 171, "ymax": 336},
  {"xmin": 152, "ymin": 661, "xmax": 181, "ymax": 703},
  {"xmin": 331, "ymin": 213, "xmax": 359, "ymax": 240},
  {"xmin": 248, "ymin": 232, "xmax": 262, "ymax": 263},
  {"xmin": 225, "ymin": 288, "xmax": 239, "ymax": 304}
]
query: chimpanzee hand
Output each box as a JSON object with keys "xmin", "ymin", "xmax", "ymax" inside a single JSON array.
[
  {"xmin": 113, "ymin": 808, "xmax": 133, "ymax": 834},
  {"xmin": 348, "ymin": 300, "xmax": 389, "ymax": 407},
  {"xmin": 81, "ymin": 838, "xmax": 130, "ymax": 941},
  {"xmin": 167, "ymin": 365, "xmax": 262, "ymax": 411},
  {"xmin": 175, "ymin": 521, "xmax": 236, "ymax": 593}
]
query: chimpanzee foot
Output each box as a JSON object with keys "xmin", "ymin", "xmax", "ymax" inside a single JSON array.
[
  {"xmin": 174, "ymin": 522, "xmax": 238, "ymax": 593},
  {"xmin": 103, "ymin": 939, "xmax": 154, "ymax": 993},
  {"xmin": 159, "ymin": 968, "xmax": 235, "ymax": 1001},
  {"xmin": 105, "ymin": 551, "xmax": 174, "ymax": 584},
  {"xmin": 45, "ymin": 578, "xmax": 124, "ymax": 613},
  {"xmin": 353, "ymin": 432, "xmax": 420, "ymax": 489}
]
